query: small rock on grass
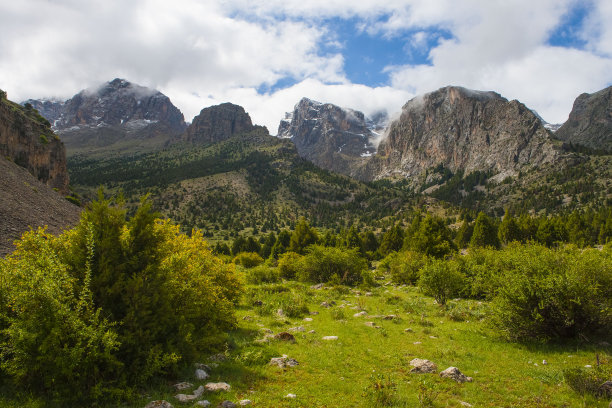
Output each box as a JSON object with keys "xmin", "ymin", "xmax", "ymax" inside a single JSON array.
[
  {"xmin": 440, "ymin": 367, "xmax": 473, "ymax": 383},
  {"xmin": 322, "ymin": 336, "xmax": 338, "ymax": 341},
  {"xmin": 303, "ymin": 317, "xmax": 313, "ymax": 321},
  {"xmin": 220, "ymin": 401, "xmax": 237, "ymax": 408},
  {"xmin": 193, "ymin": 386, "xmax": 205, "ymax": 398},
  {"xmin": 285, "ymin": 393, "xmax": 297, "ymax": 398},
  {"xmin": 205, "ymin": 382, "xmax": 231, "ymax": 392},
  {"xmin": 460, "ymin": 402, "xmax": 473, "ymax": 407},
  {"xmin": 173, "ymin": 382, "xmax": 193, "ymax": 391},
  {"xmin": 145, "ymin": 401, "xmax": 174, "ymax": 408},
  {"xmin": 274, "ymin": 332, "xmax": 296, "ymax": 342},
  {"xmin": 353, "ymin": 311, "xmax": 367, "ymax": 317},
  {"xmin": 270, "ymin": 355, "xmax": 299, "ymax": 368},
  {"xmin": 175, "ymin": 394, "xmax": 197, "ymax": 403},
  {"xmin": 239, "ymin": 400, "xmax": 252, "ymax": 406},
  {"xmin": 410, "ymin": 358, "xmax": 437, "ymax": 374},
  {"xmin": 196, "ymin": 368, "xmax": 209, "ymax": 380},
  {"xmin": 196, "ymin": 401, "xmax": 210, "ymax": 407}
]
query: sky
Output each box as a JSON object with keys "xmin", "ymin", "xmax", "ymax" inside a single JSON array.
[{"xmin": 1, "ymin": 0, "xmax": 611, "ymax": 133}]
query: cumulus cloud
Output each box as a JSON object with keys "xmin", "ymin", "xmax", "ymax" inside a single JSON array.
[{"xmin": 0, "ymin": 0, "xmax": 610, "ymax": 131}]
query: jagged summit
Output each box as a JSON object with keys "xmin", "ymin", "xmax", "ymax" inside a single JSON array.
[
  {"xmin": 25, "ymin": 79, "xmax": 187, "ymax": 155},
  {"xmin": 277, "ymin": 97, "xmax": 377, "ymax": 178},
  {"xmin": 555, "ymin": 85, "xmax": 612, "ymax": 151},
  {"xmin": 370, "ymin": 85, "xmax": 558, "ymax": 181},
  {"xmin": 183, "ymin": 102, "xmax": 255, "ymax": 144}
]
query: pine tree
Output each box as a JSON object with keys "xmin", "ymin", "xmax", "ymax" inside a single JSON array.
[
  {"xmin": 470, "ymin": 212, "xmax": 500, "ymax": 249},
  {"xmin": 498, "ymin": 210, "xmax": 521, "ymax": 245}
]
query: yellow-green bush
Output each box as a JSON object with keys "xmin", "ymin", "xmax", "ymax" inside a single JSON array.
[{"xmin": 233, "ymin": 251, "xmax": 264, "ymax": 268}]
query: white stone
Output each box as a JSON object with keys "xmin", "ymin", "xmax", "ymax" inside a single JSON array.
[
  {"xmin": 195, "ymin": 369, "xmax": 209, "ymax": 380},
  {"xmin": 175, "ymin": 394, "xmax": 197, "ymax": 403},
  {"xmin": 196, "ymin": 401, "xmax": 211, "ymax": 407},
  {"xmin": 193, "ymin": 385, "xmax": 205, "ymax": 398},
  {"xmin": 145, "ymin": 401, "xmax": 174, "ymax": 408},
  {"xmin": 205, "ymin": 382, "xmax": 231, "ymax": 391},
  {"xmin": 439, "ymin": 367, "xmax": 473, "ymax": 383},
  {"xmin": 410, "ymin": 358, "xmax": 437, "ymax": 374},
  {"xmin": 303, "ymin": 317, "xmax": 313, "ymax": 321},
  {"xmin": 239, "ymin": 400, "xmax": 252, "ymax": 406},
  {"xmin": 353, "ymin": 311, "xmax": 368, "ymax": 317},
  {"xmin": 286, "ymin": 393, "xmax": 297, "ymax": 398},
  {"xmin": 322, "ymin": 336, "xmax": 338, "ymax": 340}
]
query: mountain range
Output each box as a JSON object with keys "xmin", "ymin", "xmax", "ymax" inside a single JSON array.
[{"xmin": 1, "ymin": 78, "xmax": 610, "ymax": 251}]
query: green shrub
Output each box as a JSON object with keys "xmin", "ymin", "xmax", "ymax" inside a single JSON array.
[
  {"xmin": 277, "ymin": 251, "xmax": 302, "ymax": 280},
  {"xmin": 389, "ymin": 251, "xmax": 426, "ymax": 285},
  {"xmin": 363, "ymin": 374, "xmax": 398, "ymax": 407},
  {"xmin": 490, "ymin": 244, "xmax": 612, "ymax": 342},
  {"xmin": 563, "ymin": 362, "xmax": 612, "ymax": 398},
  {"xmin": 0, "ymin": 195, "xmax": 241, "ymax": 404},
  {"xmin": 418, "ymin": 259, "xmax": 465, "ymax": 305},
  {"xmin": 233, "ymin": 252, "xmax": 264, "ymax": 268},
  {"xmin": 298, "ymin": 245, "xmax": 367, "ymax": 286},
  {"xmin": 245, "ymin": 265, "xmax": 280, "ymax": 284}
]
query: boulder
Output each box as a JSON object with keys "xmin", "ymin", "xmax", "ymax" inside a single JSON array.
[
  {"xmin": 205, "ymin": 382, "xmax": 231, "ymax": 392},
  {"xmin": 193, "ymin": 386, "xmax": 205, "ymax": 398},
  {"xmin": 409, "ymin": 358, "xmax": 437, "ymax": 374},
  {"xmin": 274, "ymin": 332, "xmax": 296, "ymax": 342},
  {"xmin": 270, "ymin": 355, "xmax": 299, "ymax": 368},
  {"xmin": 196, "ymin": 369, "xmax": 209, "ymax": 380},
  {"xmin": 440, "ymin": 367, "xmax": 473, "ymax": 383}
]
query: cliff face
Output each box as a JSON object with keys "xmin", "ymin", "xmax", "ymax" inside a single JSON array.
[
  {"xmin": 0, "ymin": 91, "xmax": 69, "ymax": 193},
  {"xmin": 371, "ymin": 86, "xmax": 558, "ymax": 181},
  {"xmin": 183, "ymin": 103, "xmax": 254, "ymax": 144},
  {"xmin": 277, "ymin": 98, "xmax": 376, "ymax": 177},
  {"xmin": 26, "ymin": 79, "xmax": 187, "ymax": 155},
  {"xmin": 555, "ymin": 86, "xmax": 612, "ymax": 151}
]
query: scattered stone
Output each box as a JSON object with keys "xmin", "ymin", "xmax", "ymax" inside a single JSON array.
[
  {"xmin": 196, "ymin": 369, "xmax": 209, "ymax": 380},
  {"xmin": 542, "ymin": 360, "xmax": 548, "ymax": 365},
  {"xmin": 353, "ymin": 290, "xmax": 362, "ymax": 295},
  {"xmin": 196, "ymin": 401, "xmax": 210, "ymax": 407},
  {"xmin": 350, "ymin": 306, "xmax": 359, "ymax": 310},
  {"xmin": 310, "ymin": 311, "xmax": 319, "ymax": 315},
  {"xmin": 261, "ymin": 328, "xmax": 273, "ymax": 334},
  {"xmin": 303, "ymin": 317, "xmax": 314, "ymax": 321},
  {"xmin": 383, "ymin": 315, "xmax": 397, "ymax": 320},
  {"xmin": 288, "ymin": 326, "xmax": 305, "ymax": 332},
  {"xmin": 220, "ymin": 401, "xmax": 236, "ymax": 408},
  {"xmin": 175, "ymin": 394, "xmax": 197, "ymax": 403},
  {"xmin": 239, "ymin": 400, "xmax": 252, "ymax": 406},
  {"xmin": 145, "ymin": 401, "xmax": 174, "ymax": 408},
  {"xmin": 276, "ymin": 309, "xmax": 285, "ymax": 317},
  {"xmin": 440, "ymin": 367, "xmax": 473, "ymax": 383},
  {"xmin": 285, "ymin": 394, "xmax": 297, "ymax": 398},
  {"xmin": 429, "ymin": 336, "xmax": 437, "ymax": 339},
  {"xmin": 365, "ymin": 292, "xmax": 373, "ymax": 296},
  {"xmin": 353, "ymin": 311, "xmax": 368, "ymax": 317},
  {"xmin": 209, "ymin": 353, "xmax": 227, "ymax": 362},
  {"xmin": 270, "ymin": 355, "xmax": 299, "ymax": 368},
  {"xmin": 410, "ymin": 358, "xmax": 437, "ymax": 374},
  {"xmin": 308, "ymin": 329, "xmax": 316, "ymax": 334},
  {"xmin": 205, "ymin": 382, "xmax": 231, "ymax": 392},
  {"xmin": 404, "ymin": 328, "xmax": 414, "ymax": 333},
  {"xmin": 242, "ymin": 315, "xmax": 252, "ymax": 321},
  {"xmin": 320, "ymin": 301, "xmax": 335, "ymax": 308},
  {"xmin": 173, "ymin": 382, "xmax": 193, "ymax": 391},
  {"xmin": 274, "ymin": 332, "xmax": 296, "ymax": 342},
  {"xmin": 365, "ymin": 322, "xmax": 376, "ymax": 327},
  {"xmin": 585, "ymin": 365, "xmax": 593, "ymax": 368},
  {"xmin": 460, "ymin": 402, "xmax": 473, "ymax": 407},
  {"xmin": 413, "ymin": 342, "xmax": 422, "ymax": 345},
  {"xmin": 322, "ymin": 336, "xmax": 338, "ymax": 341},
  {"xmin": 311, "ymin": 283, "xmax": 325, "ymax": 289},
  {"xmin": 193, "ymin": 386, "xmax": 205, "ymax": 398}
]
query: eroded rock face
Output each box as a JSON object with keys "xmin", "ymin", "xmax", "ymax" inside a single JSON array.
[
  {"xmin": 278, "ymin": 98, "xmax": 377, "ymax": 177},
  {"xmin": 25, "ymin": 79, "xmax": 187, "ymax": 154},
  {"xmin": 0, "ymin": 92, "xmax": 69, "ymax": 193},
  {"xmin": 556, "ymin": 86, "xmax": 612, "ymax": 151},
  {"xmin": 183, "ymin": 103, "xmax": 254, "ymax": 144},
  {"xmin": 369, "ymin": 86, "xmax": 558, "ymax": 181}
]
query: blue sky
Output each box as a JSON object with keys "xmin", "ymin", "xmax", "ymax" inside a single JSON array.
[{"xmin": 0, "ymin": 0, "xmax": 610, "ymax": 131}]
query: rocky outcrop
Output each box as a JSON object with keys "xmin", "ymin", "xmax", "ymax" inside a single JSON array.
[
  {"xmin": 278, "ymin": 98, "xmax": 376, "ymax": 177},
  {"xmin": 0, "ymin": 91, "xmax": 69, "ymax": 193},
  {"xmin": 369, "ymin": 86, "xmax": 558, "ymax": 181},
  {"xmin": 556, "ymin": 86, "xmax": 612, "ymax": 151},
  {"xmin": 26, "ymin": 79, "xmax": 187, "ymax": 155},
  {"xmin": 183, "ymin": 103, "xmax": 254, "ymax": 144}
]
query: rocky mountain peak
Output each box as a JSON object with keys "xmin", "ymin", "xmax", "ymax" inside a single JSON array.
[
  {"xmin": 183, "ymin": 102, "xmax": 255, "ymax": 144},
  {"xmin": 555, "ymin": 85, "xmax": 612, "ymax": 151},
  {"xmin": 369, "ymin": 85, "xmax": 559, "ymax": 181},
  {"xmin": 277, "ymin": 98, "xmax": 377, "ymax": 177}
]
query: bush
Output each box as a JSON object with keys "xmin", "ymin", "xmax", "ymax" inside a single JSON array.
[
  {"xmin": 298, "ymin": 245, "xmax": 368, "ymax": 286},
  {"xmin": 418, "ymin": 259, "xmax": 465, "ymax": 305},
  {"xmin": 277, "ymin": 251, "xmax": 302, "ymax": 280},
  {"xmin": 233, "ymin": 252, "xmax": 264, "ymax": 268},
  {"xmin": 563, "ymin": 362, "xmax": 612, "ymax": 399},
  {"xmin": 245, "ymin": 265, "xmax": 280, "ymax": 284},
  {"xmin": 490, "ymin": 244, "xmax": 612, "ymax": 342},
  {"xmin": 389, "ymin": 251, "xmax": 426, "ymax": 285},
  {"xmin": 0, "ymin": 196, "xmax": 241, "ymax": 403}
]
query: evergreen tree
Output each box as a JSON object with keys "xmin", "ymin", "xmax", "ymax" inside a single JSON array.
[
  {"xmin": 470, "ymin": 212, "xmax": 500, "ymax": 249},
  {"xmin": 410, "ymin": 214, "xmax": 457, "ymax": 258},
  {"xmin": 289, "ymin": 217, "xmax": 319, "ymax": 254},
  {"xmin": 455, "ymin": 219, "xmax": 474, "ymax": 249},
  {"xmin": 498, "ymin": 210, "xmax": 521, "ymax": 245},
  {"xmin": 379, "ymin": 224, "xmax": 404, "ymax": 255},
  {"xmin": 271, "ymin": 229, "xmax": 292, "ymax": 259}
]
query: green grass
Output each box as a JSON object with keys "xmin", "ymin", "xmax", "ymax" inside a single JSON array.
[{"xmin": 126, "ymin": 278, "xmax": 609, "ymax": 407}]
